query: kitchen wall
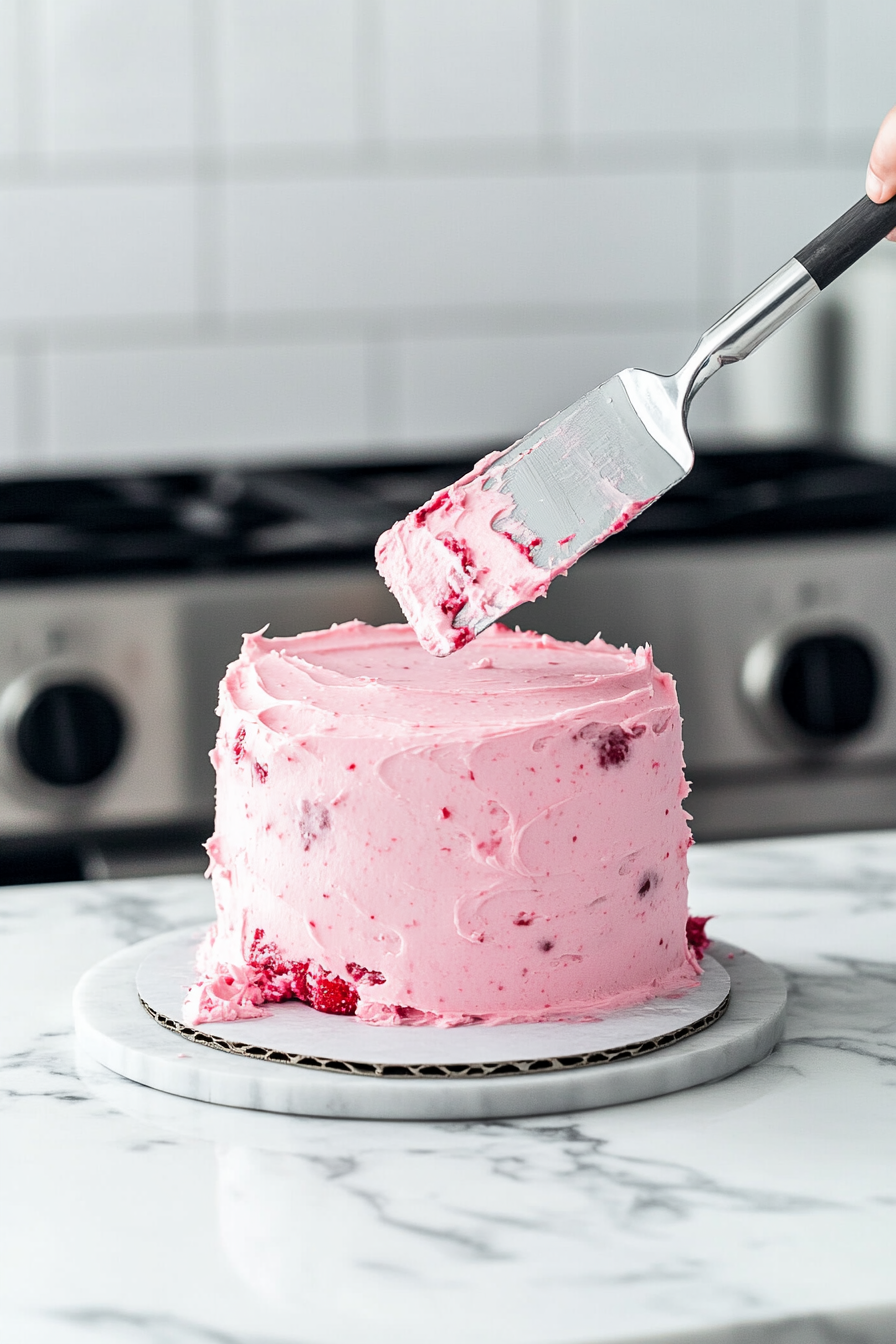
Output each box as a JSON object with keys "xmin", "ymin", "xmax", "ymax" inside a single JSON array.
[{"xmin": 0, "ymin": 0, "xmax": 892, "ymax": 476}]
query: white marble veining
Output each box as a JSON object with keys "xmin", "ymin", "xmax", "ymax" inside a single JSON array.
[{"xmin": 3, "ymin": 832, "xmax": 896, "ymax": 1343}]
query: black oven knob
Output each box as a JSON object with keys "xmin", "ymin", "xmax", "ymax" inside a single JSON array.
[
  {"xmin": 15, "ymin": 682, "xmax": 125, "ymax": 787},
  {"xmin": 775, "ymin": 633, "xmax": 878, "ymax": 741}
]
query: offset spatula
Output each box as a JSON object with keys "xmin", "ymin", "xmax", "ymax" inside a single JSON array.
[{"xmin": 376, "ymin": 193, "xmax": 896, "ymax": 657}]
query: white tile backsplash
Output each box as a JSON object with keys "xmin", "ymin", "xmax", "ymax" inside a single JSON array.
[
  {"xmin": 225, "ymin": 171, "xmax": 700, "ymax": 313},
  {"xmin": 571, "ymin": 0, "xmax": 805, "ymax": 139},
  {"xmin": 0, "ymin": 183, "xmax": 195, "ymax": 323},
  {"xmin": 44, "ymin": 0, "xmax": 195, "ymax": 155},
  {"xmin": 0, "ymin": 0, "xmax": 889, "ymax": 469},
  {"xmin": 728, "ymin": 167, "xmax": 862, "ymax": 301},
  {"xmin": 219, "ymin": 0, "xmax": 357, "ymax": 148},
  {"xmin": 394, "ymin": 327, "xmax": 692, "ymax": 448},
  {"xmin": 825, "ymin": 0, "xmax": 896, "ymax": 135},
  {"xmin": 380, "ymin": 0, "xmax": 541, "ymax": 141},
  {"xmin": 46, "ymin": 340, "xmax": 367, "ymax": 467}
]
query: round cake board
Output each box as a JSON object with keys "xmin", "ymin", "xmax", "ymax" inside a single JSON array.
[
  {"xmin": 74, "ymin": 928, "xmax": 787, "ymax": 1120},
  {"xmin": 136, "ymin": 925, "xmax": 732, "ymax": 1074}
]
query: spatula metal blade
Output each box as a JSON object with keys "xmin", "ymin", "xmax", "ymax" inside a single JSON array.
[
  {"xmin": 459, "ymin": 372, "xmax": 692, "ymax": 636},
  {"xmin": 374, "ymin": 369, "xmax": 694, "ymax": 656}
]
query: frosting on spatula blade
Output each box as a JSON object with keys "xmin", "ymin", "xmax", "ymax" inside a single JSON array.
[{"xmin": 375, "ymin": 374, "xmax": 689, "ymax": 657}]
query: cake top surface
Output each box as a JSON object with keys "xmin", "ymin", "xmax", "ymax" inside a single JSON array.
[{"xmin": 226, "ymin": 621, "xmax": 674, "ymax": 736}]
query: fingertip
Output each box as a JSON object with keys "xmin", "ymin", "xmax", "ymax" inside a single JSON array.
[{"xmin": 867, "ymin": 166, "xmax": 886, "ymax": 202}]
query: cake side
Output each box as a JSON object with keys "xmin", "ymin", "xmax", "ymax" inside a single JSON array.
[{"xmin": 185, "ymin": 621, "xmax": 698, "ymax": 1027}]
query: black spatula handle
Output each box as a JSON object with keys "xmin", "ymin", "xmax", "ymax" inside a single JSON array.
[{"xmin": 796, "ymin": 194, "xmax": 896, "ymax": 289}]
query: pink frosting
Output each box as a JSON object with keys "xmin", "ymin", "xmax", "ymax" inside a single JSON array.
[
  {"xmin": 182, "ymin": 924, "xmax": 269, "ymax": 1024},
  {"xmin": 375, "ymin": 450, "xmax": 655, "ymax": 657},
  {"xmin": 184, "ymin": 621, "xmax": 698, "ymax": 1028}
]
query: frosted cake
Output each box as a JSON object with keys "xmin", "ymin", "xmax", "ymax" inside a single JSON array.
[{"xmin": 184, "ymin": 621, "xmax": 699, "ymax": 1027}]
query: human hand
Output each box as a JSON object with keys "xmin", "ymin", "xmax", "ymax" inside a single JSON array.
[{"xmin": 867, "ymin": 104, "xmax": 896, "ymax": 237}]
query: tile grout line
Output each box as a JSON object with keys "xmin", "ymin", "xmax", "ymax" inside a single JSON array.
[
  {"xmin": 354, "ymin": 0, "xmax": 383, "ymax": 158},
  {"xmin": 537, "ymin": 0, "xmax": 573, "ymax": 166},
  {"xmin": 0, "ymin": 303, "xmax": 703, "ymax": 357},
  {"xmin": 0, "ymin": 133, "xmax": 876, "ymax": 188},
  {"xmin": 12, "ymin": 0, "xmax": 46, "ymax": 465},
  {"xmin": 191, "ymin": 0, "xmax": 224, "ymax": 327},
  {"xmin": 801, "ymin": 0, "xmax": 828, "ymax": 142},
  {"xmin": 14, "ymin": 0, "xmax": 45, "ymax": 161}
]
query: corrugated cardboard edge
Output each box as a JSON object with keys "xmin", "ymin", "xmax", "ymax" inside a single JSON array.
[{"xmin": 139, "ymin": 992, "xmax": 730, "ymax": 1080}]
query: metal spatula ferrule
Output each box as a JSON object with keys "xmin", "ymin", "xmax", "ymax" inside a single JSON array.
[{"xmin": 376, "ymin": 193, "xmax": 896, "ymax": 656}]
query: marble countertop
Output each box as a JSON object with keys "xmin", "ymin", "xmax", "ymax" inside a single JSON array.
[{"xmin": 2, "ymin": 831, "xmax": 896, "ymax": 1344}]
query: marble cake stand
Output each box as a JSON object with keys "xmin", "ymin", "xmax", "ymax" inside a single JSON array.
[{"xmin": 73, "ymin": 930, "xmax": 786, "ymax": 1121}]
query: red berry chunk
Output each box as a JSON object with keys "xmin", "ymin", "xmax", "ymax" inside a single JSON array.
[
  {"xmin": 248, "ymin": 928, "xmax": 373, "ymax": 1016},
  {"xmin": 249, "ymin": 929, "xmax": 309, "ymax": 1001},
  {"xmin": 510, "ymin": 535, "xmax": 541, "ymax": 561},
  {"xmin": 413, "ymin": 491, "xmax": 450, "ymax": 527},
  {"xmin": 346, "ymin": 961, "xmax": 386, "ymax": 986},
  {"xmin": 686, "ymin": 914, "xmax": 713, "ymax": 960},
  {"xmin": 439, "ymin": 588, "xmax": 467, "ymax": 621},
  {"xmin": 439, "ymin": 534, "xmax": 475, "ymax": 573},
  {"xmin": 308, "ymin": 968, "xmax": 359, "ymax": 1015}
]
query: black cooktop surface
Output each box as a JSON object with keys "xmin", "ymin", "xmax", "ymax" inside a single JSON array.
[
  {"xmin": 2, "ymin": 447, "xmax": 896, "ymax": 582},
  {"xmin": 618, "ymin": 446, "xmax": 896, "ymax": 544}
]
